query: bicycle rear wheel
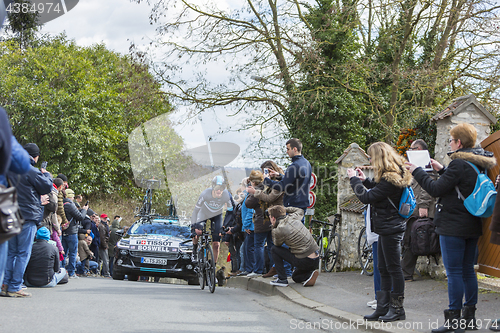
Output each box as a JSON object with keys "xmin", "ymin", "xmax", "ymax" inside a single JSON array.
[
  {"xmin": 204, "ymin": 245, "xmax": 216, "ymax": 293},
  {"xmin": 324, "ymin": 232, "xmax": 340, "ymax": 272},
  {"xmin": 198, "ymin": 249, "xmax": 205, "ymax": 290},
  {"xmin": 358, "ymin": 227, "xmax": 374, "ymax": 276}
]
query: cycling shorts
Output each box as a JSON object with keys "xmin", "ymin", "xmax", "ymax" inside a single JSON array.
[{"xmin": 191, "ymin": 214, "xmax": 223, "ymax": 242}]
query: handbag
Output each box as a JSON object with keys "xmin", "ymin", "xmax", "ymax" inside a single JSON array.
[{"xmin": 0, "ymin": 183, "xmax": 24, "ymax": 245}]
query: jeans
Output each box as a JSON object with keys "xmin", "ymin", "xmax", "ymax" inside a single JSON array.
[
  {"xmin": 243, "ymin": 231, "xmax": 255, "ymax": 273},
  {"xmin": 272, "ymin": 245, "xmax": 318, "ymax": 283},
  {"xmin": 25, "ymin": 268, "xmax": 68, "ymax": 288},
  {"xmin": 3, "ymin": 221, "xmax": 37, "ymax": 292},
  {"xmin": 99, "ymin": 248, "xmax": 109, "ymax": 276},
  {"xmin": 76, "ymin": 259, "xmax": 98, "ymax": 275},
  {"xmin": 372, "ymin": 241, "xmax": 381, "ymax": 297},
  {"xmin": 377, "ymin": 232, "xmax": 405, "ymax": 294},
  {"xmin": 239, "ymin": 242, "xmax": 245, "ymax": 272},
  {"xmin": 62, "ymin": 233, "xmax": 78, "ymax": 276},
  {"xmin": 440, "ymin": 235, "xmax": 479, "ymax": 310},
  {"xmin": 254, "ymin": 231, "xmax": 273, "ymax": 274},
  {"xmin": 109, "ymin": 254, "xmax": 114, "ymax": 275},
  {"xmin": 0, "ymin": 241, "xmax": 8, "ymax": 286}
]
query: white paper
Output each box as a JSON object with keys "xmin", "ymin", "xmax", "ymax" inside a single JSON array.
[{"xmin": 407, "ymin": 150, "xmax": 433, "ymax": 172}]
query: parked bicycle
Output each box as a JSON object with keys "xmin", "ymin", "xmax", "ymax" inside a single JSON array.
[
  {"xmin": 195, "ymin": 221, "xmax": 216, "ymax": 293},
  {"xmin": 357, "ymin": 226, "xmax": 374, "ymax": 276},
  {"xmin": 309, "ymin": 214, "xmax": 341, "ymax": 272}
]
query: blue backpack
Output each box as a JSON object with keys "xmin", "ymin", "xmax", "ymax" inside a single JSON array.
[
  {"xmin": 388, "ymin": 186, "xmax": 416, "ymax": 219},
  {"xmin": 455, "ymin": 161, "xmax": 497, "ymax": 218}
]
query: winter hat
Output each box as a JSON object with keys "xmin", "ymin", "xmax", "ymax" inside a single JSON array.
[
  {"xmin": 23, "ymin": 143, "xmax": 40, "ymax": 158},
  {"xmin": 36, "ymin": 227, "xmax": 50, "ymax": 241},
  {"xmin": 56, "ymin": 173, "xmax": 68, "ymax": 182},
  {"xmin": 87, "ymin": 208, "xmax": 95, "ymax": 216},
  {"xmin": 66, "ymin": 188, "xmax": 75, "ymax": 198}
]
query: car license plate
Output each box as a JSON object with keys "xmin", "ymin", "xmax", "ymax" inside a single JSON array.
[{"xmin": 141, "ymin": 257, "xmax": 168, "ymax": 265}]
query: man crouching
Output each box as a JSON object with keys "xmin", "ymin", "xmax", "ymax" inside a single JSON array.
[{"xmin": 268, "ymin": 206, "xmax": 319, "ymax": 287}]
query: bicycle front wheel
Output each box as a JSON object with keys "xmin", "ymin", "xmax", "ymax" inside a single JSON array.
[
  {"xmin": 204, "ymin": 245, "xmax": 216, "ymax": 293},
  {"xmin": 324, "ymin": 232, "xmax": 340, "ymax": 272},
  {"xmin": 358, "ymin": 227, "xmax": 374, "ymax": 276},
  {"xmin": 198, "ymin": 250, "xmax": 206, "ymax": 290}
]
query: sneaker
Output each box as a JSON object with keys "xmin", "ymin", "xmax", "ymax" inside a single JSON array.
[
  {"xmin": 7, "ymin": 289, "xmax": 32, "ymax": 297},
  {"xmin": 367, "ymin": 300, "xmax": 377, "ymax": 307},
  {"xmin": 237, "ymin": 271, "xmax": 249, "ymax": 276},
  {"xmin": 0, "ymin": 284, "xmax": 7, "ymax": 297},
  {"xmin": 21, "ymin": 284, "xmax": 28, "ymax": 290},
  {"xmin": 228, "ymin": 271, "xmax": 240, "ymax": 276},
  {"xmin": 247, "ymin": 272, "xmax": 259, "ymax": 278},
  {"xmin": 371, "ymin": 303, "xmax": 377, "ymax": 310},
  {"xmin": 303, "ymin": 270, "xmax": 319, "ymax": 287},
  {"xmin": 262, "ymin": 266, "xmax": 277, "ymax": 278},
  {"xmin": 270, "ymin": 278, "xmax": 288, "ymax": 287},
  {"xmin": 69, "ymin": 274, "xmax": 79, "ymax": 279}
]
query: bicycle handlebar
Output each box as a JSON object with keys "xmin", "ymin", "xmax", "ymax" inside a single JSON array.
[{"xmin": 310, "ymin": 219, "xmax": 336, "ymax": 227}]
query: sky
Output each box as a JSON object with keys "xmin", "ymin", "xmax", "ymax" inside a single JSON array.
[{"xmin": 36, "ymin": 0, "xmax": 282, "ymax": 169}]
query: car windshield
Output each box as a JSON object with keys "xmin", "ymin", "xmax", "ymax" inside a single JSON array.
[{"xmin": 128, "ymin": 222, "xmax": 191, "ymax": 239}]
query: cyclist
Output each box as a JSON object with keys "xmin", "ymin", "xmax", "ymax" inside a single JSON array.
[{"xmin": 191, "ymin": 176, "xmax": 232, "ymax": 264}]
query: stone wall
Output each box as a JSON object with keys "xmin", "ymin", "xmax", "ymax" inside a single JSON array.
[{"xmin": 336, "ymin": 211, "xmax": 365, "ymax": 271}]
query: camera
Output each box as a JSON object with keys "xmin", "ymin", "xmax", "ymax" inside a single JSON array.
[{"xmin": 41, "ymin": 161, "xmax": 48, "ymax": 169}]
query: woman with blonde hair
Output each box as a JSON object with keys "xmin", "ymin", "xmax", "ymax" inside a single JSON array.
[
  {"xmin": 347, "ymin": 142, "xmax": 412, "ymax": 322},
  {"xmin": 407, "ymin": 123, "xmax": 496, "ymax": 332}
]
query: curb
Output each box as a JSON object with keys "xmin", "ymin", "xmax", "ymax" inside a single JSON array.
[{"xmin": 226, "ymin": 276, "xmax": 421, "ymax": 333}]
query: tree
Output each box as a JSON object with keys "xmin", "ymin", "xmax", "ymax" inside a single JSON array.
[
  {"xmin": 0, "ymin": 34, "xmax": 173, "ymax": 195},
  {"xmin": 4, "ymin": 0, "xmax": 39, "ymax": 48}
]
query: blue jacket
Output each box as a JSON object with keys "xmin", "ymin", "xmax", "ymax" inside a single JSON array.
[
  {"xmin": 241, "ymin": 194, "xmax": 254, "ymax": 232},
  {"xmin": 264, "ymin": 155, "xmax": 312, "ymax": 209},
  {"xmin": 7, "ymin": 157, "xmax": 53, "ymax": 223},
  {"xmin": 0, "ymin": 136, "xmax": 30, "ymax": 186},
  {"xmin": 0, "ymin": 107, "xmax": 12, "ymax": 178}
]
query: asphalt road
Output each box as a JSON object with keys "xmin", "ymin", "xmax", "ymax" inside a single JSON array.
[{"xmin": 0, "ymin": 277, "xmax": 358, "ymax": 333}]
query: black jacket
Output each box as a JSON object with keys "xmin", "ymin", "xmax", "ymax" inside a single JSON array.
[
  {"xmin": 350, "ymin": 168, "xmax": 413, "ymax": 235},
  {"xmin": 62, "ymin": 198, "xmax": 87, "ymax": 235},
  {"xmin": 413, "ymin": 149, "xmax": 497, "ymax": 237},
  {"xmin": 24, "ymin": 239, "xmax": 59, "ymax": 287}
]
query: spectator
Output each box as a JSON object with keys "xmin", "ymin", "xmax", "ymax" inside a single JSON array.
[
  {"xmin": 268, "ymin": 206, "xmax": 319, "ymax": 287},
  {"xmin": 402, "ymin": 139, "xmax": 437, "ymax": 281},
  {"xmin": 263, "ymin": 138, "xmax": 311, "ymax": 216},
  {"xmin": 0, "ymin": 108, "xmax": 31, "ymax": 297},
  {"xmin": 4, "ymin": 143, "xmax": 53, "ymax": 297},
  {"xmin": 24, "ymin": 227, "xmax": 68, "ymax": 287},
  {"xmin": 56, "ymin": 173, "xmax": 68, "ymax": 189},
  {"xmin": 62, "ymin": 187, "xmax": 88, "ymax": 279},
  {"xmin": 89, "ymin": 213, "xmax": 101, "ymax": 263},
  {"xmin": 407, "ymin": 123, "xmax": 496, "ymax": 332},
  {"xmin": 248, "ymin": 161, "xmax": 284, "ymax": 278},
  {"xmin": 77, "ymin": 234, "xmax": 97, "ymax": 276},
  {"xmin": 245, "ymin": 170, "xmax": 281, "ymax": 277},
  {"xmin": 74, "ymin": 194, "xmax": 83, "ymax": 209},
  {"xmin": 238, "ymin": 181, "xmax": 255, "ymax": 276},
  {"xmin": 98, "ymin": 213, "xmax": 110, "ymax": 277},
  {"xmin": 108, "ymin": 216, "xmax": 122, "ymax": 275},
  {"xmin": 348, "ymin": 142, "xmax": 412, "ymax": 322}
]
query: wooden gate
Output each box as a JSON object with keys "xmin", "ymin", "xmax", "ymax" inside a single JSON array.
[{"xmin": 479, "ymin": 131, "xmax": 500, "ymax": 277}]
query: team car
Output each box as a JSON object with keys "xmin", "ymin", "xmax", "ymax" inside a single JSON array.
[{"xmin": 113, "ymin": 217, "xmax": 197, "ymax": 283}]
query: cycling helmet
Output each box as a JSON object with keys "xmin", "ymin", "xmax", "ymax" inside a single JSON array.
[{"xmin": 212, "ymin": 175, "xmax": 226, "ymax": 189}]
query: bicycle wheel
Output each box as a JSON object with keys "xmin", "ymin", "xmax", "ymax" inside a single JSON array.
[
  {"xmin": 204, "ymin": 245, "xmax": 216, "ymax": 293},
  {"xmin": 198, "ymin": 249, "xmax": 205, "ymax": 290},
  {"xmin": 315, "ymin": 234, "xmax": 324, "ymax": 271},
  {"xmin": 324, "ymin": 232, "xmax": 340, "ymax": 272},
  {"xmin": 358, "ymin": 227, "xmax": 374, "ymax": 276}
]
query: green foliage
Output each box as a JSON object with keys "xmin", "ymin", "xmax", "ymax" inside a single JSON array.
[
  {"xmin": 4, "ymin": 0, "xmax": 39, "ymax": 48},
  {"xmin": 0, "ymin": 34, "xmax": 173, "ymax": 196}
]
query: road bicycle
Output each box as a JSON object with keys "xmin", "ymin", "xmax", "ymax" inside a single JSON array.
[
  {"xmin": 357, "ymin": 226, "xmax": 374, "ymax": 276},
  {"xmin": 309, "ymin": 214, "xmax": 341, "ymax": 272},
  {"xmin": 195, "ymin": 221, "xmax": 216, "ymax": 293}
]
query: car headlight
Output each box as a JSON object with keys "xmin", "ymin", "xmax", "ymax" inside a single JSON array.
[{"xmin": 116, "ymin": 238, "xmax": 130, "ymax": 250}]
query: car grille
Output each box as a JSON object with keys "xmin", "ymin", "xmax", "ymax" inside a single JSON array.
[{"xmin": 130, "ymin": 251, "xmax": 179, "ymax": 260}]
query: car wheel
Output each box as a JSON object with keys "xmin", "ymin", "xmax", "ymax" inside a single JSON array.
[
  {"xmin": 128, "ymin": 274, "xmax": 139, "ymax": 281},
  {"xmin": 112, "ymin": 270, "xmax": 125, "ymax": 280}
]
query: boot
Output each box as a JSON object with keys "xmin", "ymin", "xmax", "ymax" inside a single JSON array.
[
  {"xmin": 262, "ymin": 266, "xmax": 277, "ymax": 278},
  {"xmin": 432, "ymin": 309, "xmax": 464, "ymax": 333},
  {"xmin": 379, "ymin": 293, "xmax": 406, "ymax": 322},
  {"xmin": 364, "ymin": 290, "xmax": 390, "ymax": 321},
  {"xmin": 461, "ymin": 305, "xmax": 477, "ymax": 330}
]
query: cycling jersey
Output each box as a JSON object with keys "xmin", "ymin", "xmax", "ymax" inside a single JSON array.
[{"xmin": 191, "ymin": 188, "xmax": 232, "ymax": 224}]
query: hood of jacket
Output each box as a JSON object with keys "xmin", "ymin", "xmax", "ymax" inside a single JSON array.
[
  {"xmin": 449, "ymin": 149, "xmax": 497, "ymax": 170},
  {"xmin": 381, "ymin": 168, "xmax": 413, "ymax": 188}
]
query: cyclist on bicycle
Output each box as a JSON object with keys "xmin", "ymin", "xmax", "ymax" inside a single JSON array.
[{"xmin": 191, "ymin": 176, "xmax": 232, "ymax": 263}]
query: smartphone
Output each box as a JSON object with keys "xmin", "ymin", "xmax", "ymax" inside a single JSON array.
[
  {"xmin": 85, "ymin": 200, "xmax": 89, "ymax": 206},
  {"xmin": 264, "ymin": 168, "xmax": 269, "ymax": 175},
  {"xmin": 41, "ymin": 161, "xmax": 48, "ymax": 169}
]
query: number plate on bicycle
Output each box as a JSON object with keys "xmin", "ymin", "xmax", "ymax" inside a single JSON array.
[{"xmin": 141, "ymin": 257, "xmax": 168, "ymax": 265}]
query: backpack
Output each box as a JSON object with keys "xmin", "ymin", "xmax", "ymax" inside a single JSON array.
[
  {"xmin": 388, "ymin": 186, "xmax": 416, "ymax": 219},
  {"xmin": 410, "ymin": 217, "xmax": 440, "ymax": 256},
  {"xmin": 0, "ymin": 185, "xmax": 24, "ymax": 245},
  {"xmin": 455, "ymin": 161, "xmax": 497, "ymax": 218}
]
